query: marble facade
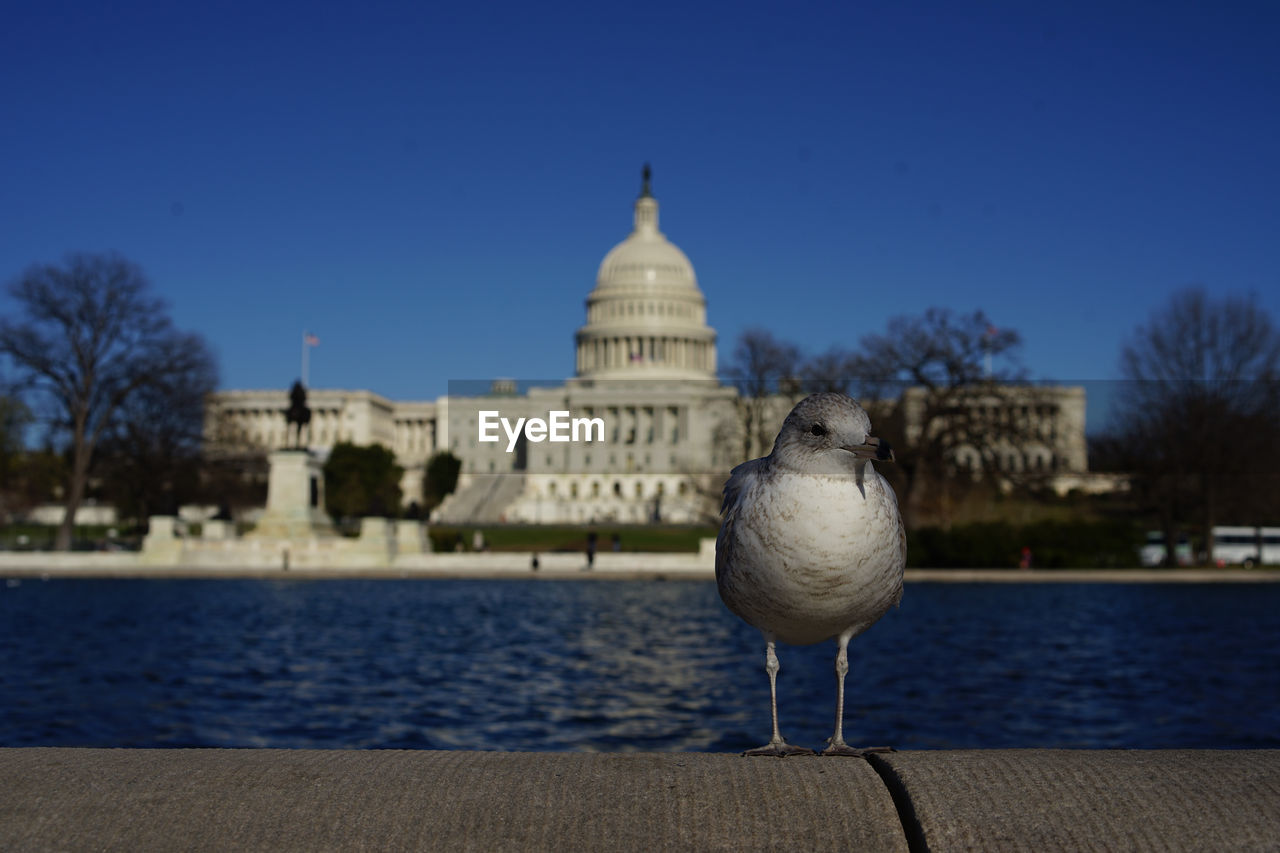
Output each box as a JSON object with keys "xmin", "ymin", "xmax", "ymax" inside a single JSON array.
[{"xmin": 206, "ymin": 170, "xmax": 1092, "ymax": 524}]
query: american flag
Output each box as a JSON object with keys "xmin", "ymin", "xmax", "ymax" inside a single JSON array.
[{"xmin": 304, "ymin": 333, "xmax": 320, "ymax": 346}]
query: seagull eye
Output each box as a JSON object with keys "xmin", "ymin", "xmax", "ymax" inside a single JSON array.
[{"xmin": 809, "ymin": 424, "xmax": 827, "ymax": 437}]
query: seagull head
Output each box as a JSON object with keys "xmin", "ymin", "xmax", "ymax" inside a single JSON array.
[{"xmin": 771, "ymin": 392, "xmax": 894, "ymax": 475}]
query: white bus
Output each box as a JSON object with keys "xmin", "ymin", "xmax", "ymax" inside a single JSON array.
[
  {"xmin": 1209, "ymin": 526, "xmax": 1280, "ymax": 568},
  {"xmin": 1143, "ymin": 527, "xmax": 1280, "ymax": 567}
]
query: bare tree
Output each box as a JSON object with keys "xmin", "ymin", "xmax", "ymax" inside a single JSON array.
[
  {"xmin": 726, "ymin": 328, "xmax": 801, "ymax": 460},
  {"xmin": 0, "ymin": 390, "xmax": 33, "ymax": 520},
  {"xmin": 848, "ymin": 307, "xmax": 1035, "ymax": 527},
  {"xmin": 1109, "ymin": 287, "xmax": 1280, "ymax": 564},
  {"xmin": 800, "ymin": 346, "xmax": 860, "ymax": 395},
  {"xmin": 95, "ymin": 332, "xmax": 219, "ymax": 522},
  {"xmin": 0, "ymin": 252, "xmax": 218, "ymax": 549}
]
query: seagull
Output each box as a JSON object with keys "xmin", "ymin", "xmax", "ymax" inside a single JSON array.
[{"xmin": 716, "ymin": 392, "xmax": 906, "ymax": 756}]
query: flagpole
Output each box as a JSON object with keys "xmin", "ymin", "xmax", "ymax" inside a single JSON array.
[
  {"xmin": 983, "ymin": 325, "xmax": 996, "ymax": 379},
  {"xmin": 301, "ymin": 331, "xmax": 310, "ymax": 388}
]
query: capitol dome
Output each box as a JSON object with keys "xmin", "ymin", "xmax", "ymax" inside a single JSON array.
[
  {"xmin": 575, "ymin": 167, "xmax": 717, "ymax": 379},
  {"xmin": 595, "ymin": 202, "xmax": 697, "ymax": 290}
]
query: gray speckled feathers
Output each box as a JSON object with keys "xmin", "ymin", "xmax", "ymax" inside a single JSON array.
[{"xmin": 716, "ymin": 393, "xmax": 906, "ymax": 646}]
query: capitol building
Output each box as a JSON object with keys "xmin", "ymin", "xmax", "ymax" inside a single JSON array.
[{"xmin": 207, "ymin": 169, "xmax": 1090, "ymax": 524}]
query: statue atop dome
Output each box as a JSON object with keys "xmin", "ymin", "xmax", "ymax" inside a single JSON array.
[{"xmin": 640, "ymin": 163, "xmax": 653, "ymax": 198}]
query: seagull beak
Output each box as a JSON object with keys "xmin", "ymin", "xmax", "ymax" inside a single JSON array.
[{"xmin": 843, "ymin": 436, "xmax": 895, "ymax": 462}]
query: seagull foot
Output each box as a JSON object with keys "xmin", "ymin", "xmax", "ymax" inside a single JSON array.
[
  {"xmin": 743, "ymin": 739, "xmax": 816, "ymax": 757},
  {"xmin": 821, "ymin": 742, "xmax": 895, "ymax": 757}
]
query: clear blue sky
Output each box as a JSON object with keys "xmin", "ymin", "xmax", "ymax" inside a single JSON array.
[{"xmin": 3, "ymin": 1, "xmax": 1278, "ymax": 430}]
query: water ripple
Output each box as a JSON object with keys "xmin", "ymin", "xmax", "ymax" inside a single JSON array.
[{"xmin": 0, "ymin": 578, "xmax": 1277, "ymax": 750}]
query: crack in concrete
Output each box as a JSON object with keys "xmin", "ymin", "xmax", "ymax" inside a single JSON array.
[{"xmin": 865, "ymin": 754, "xmax": 930, "ymax": 853}]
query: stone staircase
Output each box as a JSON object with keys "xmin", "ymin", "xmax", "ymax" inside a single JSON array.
[{"xmin": 431, "ymin": 473, "xmax": 527, "ymax": 524}]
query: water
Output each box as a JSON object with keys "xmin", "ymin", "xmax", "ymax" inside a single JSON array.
[{"xmin": 1, "ymin": 578, "xmax": 1277, "ymax": 751}]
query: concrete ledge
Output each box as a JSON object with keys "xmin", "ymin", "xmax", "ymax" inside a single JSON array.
[
  {"xmin": 875, "ymin": 749, "xmax": 1280, "ymax": 852},
  {"xmin": 2, "ymin": 749, "xmax": 1277, "ymax": 852},
  {"xmin": 0, "ymin": 749, "xmax": 901, "ymax": 852}
]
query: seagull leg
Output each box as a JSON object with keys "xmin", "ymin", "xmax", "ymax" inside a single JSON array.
[
  {"xmin": 744, "ymin": 636, "xmax": 815, "ymax": 757},
  {"xmin": 823, "ymin": 629, "xmax": 892, "ymax": 757}
]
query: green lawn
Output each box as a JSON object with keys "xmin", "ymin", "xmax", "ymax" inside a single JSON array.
[
  {"xmin": 428, "ymin": 524, "xmax": 718, "ymax": 554},
  {"xmin": 0, "ymin": 523, "xmax": 138, "ymax": 551}
]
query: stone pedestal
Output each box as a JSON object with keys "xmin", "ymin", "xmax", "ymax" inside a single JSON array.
[
  {"xmin": 202, "ymin": 520, "xmax": 234, "ymax": 540},
  {"xmin": 250, "ymin": 450, "xmax": 334, "ymax": 539},
  {"xmin": 140, "ymin": 515, "xmax": 184, "ymax": 565},
  {"xmin": 396, "ymin": 520, "xmax": 429, "ymax": 554},
  {"xmin": 358, "ymin": 517, "xmax": 391, "ymax": 543},
  {"xmin": 145, "ymin": 516, "xmax": 179, "ymax": 541}
]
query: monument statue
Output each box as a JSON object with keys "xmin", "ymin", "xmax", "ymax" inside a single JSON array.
[
  {"xmin": 285, "ymin": 380, "xmax": 312, "ymax": 449},
  {"xmin": 247, "ymin": 380, "xmax": 332, "ymax": 542}
]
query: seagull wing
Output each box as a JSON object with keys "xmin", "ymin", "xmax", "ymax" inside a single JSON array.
[
  {"xmin": 720, "ymin": 457, "xmax": 764, "ymax": 517},
  {"xmin": 871, "ymin": 466, "xmax": 909, "ymax": 607},
  {"xmin": 716, "ymin": 457, "xmax": 766, "ymax": 584}
]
